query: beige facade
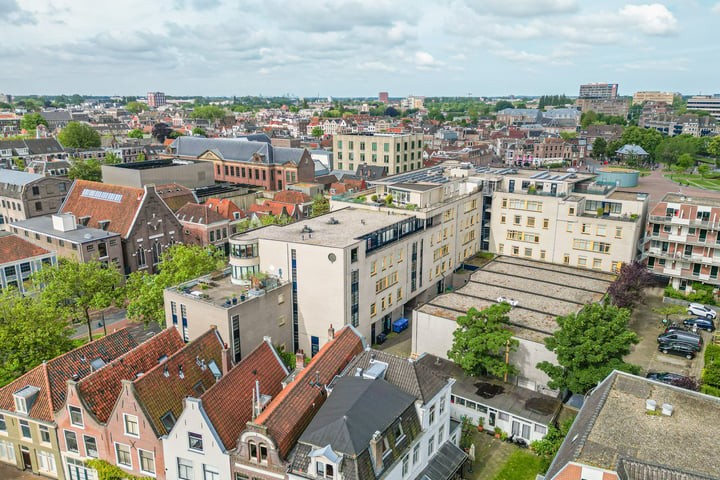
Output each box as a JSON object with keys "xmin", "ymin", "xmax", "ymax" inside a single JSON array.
[
  {"xmin": 483, "ymin": 170, "xmax": 648, "ymax": 273},
  {"xmin": 332, "ymin": 133, "xmax": 424, "ymax": 175},
  {"xmin": 164, "ymin": 270, "xmax": 293, "ymax": 363},
  {"xmin": 632, "ymin": 91, "xmax": 676, "ymax": 105}
]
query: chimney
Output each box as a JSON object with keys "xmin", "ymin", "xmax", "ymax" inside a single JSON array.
[
  {"xmin": 221, "ymin": 342, "xmax": 232, "ymax": 375},
  {"xmin": 369, "ymin": 431, "xmax": 385, "ymax": 471},
  {"xmin": 328, "ymin": 324, "xmax": 335, "ymax": 341},
  {"xmin": 295, "ymin": 350, "xmax": 306, "ymax": 371}
]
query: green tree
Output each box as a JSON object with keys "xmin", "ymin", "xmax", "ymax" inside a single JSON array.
[
  {"xmin": 447, "ymin": 304, "xmax": 519, "ymax": 378},
  {"xmin": 530, "ymin": 418, "xmax": 574, "ymax": 473},
  {"xmin": 103, "ymin": 152, "xmax": 122, "ymax": 165},
  {"xmin": 168, "ymin": 131, "xmax": 185, "ymax": 139},
  {"xmin": 125, "ymin": 101, "xmax": 146, "ymax": 114},
  {"xmin": 311, "ymin": 194, "xmax": 330, "ymax": 217},
  {"xmin": 58, "ymin": 122, "xmax": 101, "ymax": 148},
  {"xmin": 677, "ymin": 153, "xmax": 695, "ymax": 171},
  {"xmin": 32, "ymin": 259, "xmax": 124, "ymax": 341},
  {"xmin": 190, "ymin": 105, "xmax": 227, "ymax": 121},
  {"xmin": 699, "ymin": 164, "xmax": 711, "ymax": 179},
  {"xmin": 191, "ymin": 127, "xmax": 207, "ymax": 136},
  {"xmin": 128, "ymin": 128, "xmax": 144, "ymax": 139},
  {"xmin": 620, "ymin": 126, "xmax": 664, "ymax": 160},
  {"xmin": 311, "ymin": 126, "xmax": 324, "ymax": 138},
  {"xmin": 126, "ymin": 245, "xmax": 225, "ymax": 326},
  {"xmin": 707, "ymin": 136, "xmax": 720, "ymax": 158},
  {"xmin": 136, "ymin": 152, "xmax": 146, "ymax": 162},
  {"xmin": 652, "ymin": 304, "xmax": 686, "ymax": 326},
  {"xmin": 654, "ymin": 134, "xmax": 703, "ymax": 166},
  {"xmin": 606, "ymin": 140, "xmax": 623, "ymax": 159},
  {"xmin": 20, "ymin": 113, "xmax": 48, "ymax": 131},
  {"xmin": 0, "ymin": 289, "xmax": 74, "ymax": 387},
  {"xmin": 68, "ymin": 157, "xmax": 102, "ymax": 182},
  {"xmin": 537, "ymin": 303, "xmax": 640, "ymax": 394},
  {"xmin": 592, "ymin": 137, "xmax": 607, "ymax": 158},
  {"xmin": 494, "ymin": 100, "xmax": 514, "ymax": 112},
  {"xmin": 559, "ymin": 131, "xmax": 577, "ymax": 140}
]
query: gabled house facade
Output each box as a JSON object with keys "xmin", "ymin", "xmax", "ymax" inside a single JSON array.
[{"xmin": 59, "ymin": 180, "xmax": 184, "ymax": 275}]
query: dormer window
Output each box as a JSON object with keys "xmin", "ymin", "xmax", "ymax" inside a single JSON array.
[
  {"xmin": 13, "ymin": 385, "xmax": 40, "ymax": 414},
  {"xmin": 316, "ymin": 461, "xmax": 334, "ymax": 479},
  {"xmin": 79, "ymin": 216, "xmax": 91, "ymax": 226},
  {"xmin": 248, "ymin": 441, "xmax": 268, "ymax": 464},
  {"xmin": 98, "ymin": 220, "xmax": 110, "ymax": 231},
  {"xmin": 310, "ymin": 445, "xmax": 340, "ymax": 479}
]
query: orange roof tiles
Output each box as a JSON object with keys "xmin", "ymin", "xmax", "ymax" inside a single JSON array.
[
  {"xmin": 60, "ymin": 180, "xmax": 145, "ymax": 237},
  {"xmin": 0, "ymin": 234, "xmax": 53, "ymax": 264},
  {"xmin": 204, "ymin": 197, "xmax": 245, "ymax": 221},
  {"xmin": 0, "ymin": 329, "xmax": 138, "ymax": 422},
  {"xmin": 76, "ymin": 329, "xmax": 185, "ymax": 423},
  {"xmin": 176, "ymin": 203, "xmax": 227, "ymax": 225},
  {"xmin": 273, "ymin": 190, "xmax": 311, "ymax": 204},
  {"xmin": 201, "ymin": 341, "xmax": 288, "ymax": 450},
  {"xmin": 132, "ymin": 329, "xmax": 225, "ymax": 436},
  {"xmin": 156, "ymin": 183, "xmax": 197, "ymax": 212},
  {"xmin": 252, "ymin": 327, "xmax": 364, "ymax": 459}
]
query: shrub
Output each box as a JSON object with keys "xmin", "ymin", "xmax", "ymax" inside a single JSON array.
[
  {"xmin": 371, "ymin": 194, "xmax": 378, "ymax": 202},
  {"xmin": 664, "ymin": 285, "xmax": 716, "ymax": 305},
  {"xmin": 597, "ymin": 207, "xmax": 604, "ymax": 217},
  {"xmin": 701, "ymin": 384, "xmax": 720, "ymax": 397}
]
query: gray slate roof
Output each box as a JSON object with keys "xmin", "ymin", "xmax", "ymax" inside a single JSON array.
[
  {"xmin": 616, "ymin": 144, "xmax": 649, "ymax": 156},
  {"xmin": 10, "ymin": 216, "xmax": 120, "ymax": 244},
  {"xmin": 0, "ymin": 169, "xmax": 43, "ymax": 186},
  {"xmin": 343, "ymin": 349, "xmax": 447, "ymax": 404},
  {"xmin": 172, "ymin": 136, "xmax": 305, "ymax": 165},
  {"xmin": 299, "ymin": 376, "xmax": 415, "ymax": 455}
]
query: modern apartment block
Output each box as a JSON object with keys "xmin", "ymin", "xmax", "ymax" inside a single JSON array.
[
  {"xmin": 686, "ymin": 95, "xmax": 720, "ymax": 120},
  {"xmin": 646, "ymin": 193, "xmax": 720, "ymax": 289},
  {"xmin": 483, "ymin": 169, "xmax": 649, "ymax": 273},
  {"xmin": 230, "ymin": 165, "xmax": 485, "ymax": 354},
  {"xmin": 578, "ymin": 83, "xmax": 618, "ymax": 99},
  {"xmin": 0, "ymin": 233, "xmax": 56, "ymax": 293},
  {"xmin": 147, "ymin": 92, "xmax": 166, "ymax": 108},
  {"xmin": 632, "ymin": 91, "xmax": 677, "ymax": 105},
  {"xmin": 332, "ymin": 132, "xmax": 425, "ymax": 175}
]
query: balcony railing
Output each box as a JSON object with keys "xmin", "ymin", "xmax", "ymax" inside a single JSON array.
[{"xmin": 649, "ymin": 215, "xmax": 720, "ymax": 230}]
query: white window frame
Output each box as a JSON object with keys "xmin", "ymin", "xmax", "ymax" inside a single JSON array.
[
  {"xmin": 123, "ymin": 413, "xmax": 139, "ymax": 438},
  {"xmin": 177, "ymin": 457, "xmax": 193, "ymax": 480},
  {"xmin": 138, "ymin": 448, "xmax": 156, "ymax": 475},
  {"xmin": 39, "ymin": 425, "xmax": 51, "ymax": 444},
  {"xmin": 36, "ymin": 449, "xmax": 57, "ymax": 474},
  {"xmin": 64, "ymin": 430, "xmax": 79, "ymax": 453},
  {"xmin": 84, "ymin": 435, "xmax": 99, "ymax": 458},
  {"xmin": 0, "ymin": 439, "xmax": 15, "ymax": 462},
  {"xmin": 19, "ymin": 419, "xmax": 31, "ymax": 439},
  {"xmin": 69, "ymin": 405, "xmax": 84, "ymax": 428},
  {"xmin": 115, "ymin": 442, "xmax": 132, "ymax": 468},
  {"xmin": 188, "ymin": 432, "xmax": 204, "ymax": 452}
]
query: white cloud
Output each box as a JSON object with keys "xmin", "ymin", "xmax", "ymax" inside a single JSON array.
[
  {"xmin": 415, "ymin": 51, "xmax": 445, "ymax": 69},
  {"xmin": 618, "ymin": 4, "xmax": 678, "ymax": 35},
  {"xmin": 465, "ymin": 0, "xmax": 578, "ymax": 17},
  {"xmin": 712, "ymin": 2, "xmax": 720, "ymax": 14}
]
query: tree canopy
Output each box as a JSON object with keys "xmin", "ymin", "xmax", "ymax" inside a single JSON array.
[
  {"xmin": 0, "ymin": 289, "xmax": 74, "ymax": 387},
  {"xmin": 190, "ymin": 105, "xmax": 227, "ymax": 121},
  {"xmin": 151, "ymin": 122, "xmax": 173, "ymax": 142},
  {"xmin": 537, "ymin": 303, "xmax": 640, "ymax": 394},
  {"xmin": 494, "ymin": 100, "xmax": 514, "ymax": 111},
  {"xmin": 68, "ymin": 157, "xmax": 102, "ymax": 182},
  {"xmin": 607, "ymin": 261, "xmax": 654, "ymax": 309},
  {"xmin": 32, "ymin": 259, "xmax": 124, "ymax": 341},
  {"xmin": 620, "ymin": 126, "xmax": 664, "ymax": 159},
  {"xmin": 126, "ymin": 245, "xmax": 225, "ymax": 326},
  {"xmin": 447, "ymin": 304, "xmax": 519, "ymax": 378},
  {"xmin": 311, "ymin": 126, "xmax": 324, "ymax": 138},
  {"xmin": 709, "ymin": 136, "xmax": 720, "ymax": 158},
  {"xmin": 311, "ymin": 194, "xmax": 330, "ymax": 217},
  {"xmin": 125, "ymin": 101, "xmax": 146, "ymax": 114},
  {"xmin": 20, "ymin": 113, "xmax": 48, "ymax": 131},
  {"xmin": 58, "ymin": 122, "xmax": 102, "ymax": 149},
  {"xmin": 592, "ymin": 137, "xmax": 607, "ymax": 158},
  {"xmin": 128, "ymin": 128, "xmax": 145, "ymax": 139},
  {"xmin": 191, "ymin": 126, "xmax": 207, "ymax": 137},
  {"xmin": 654, "ymin": 134, "xmax": 704, "ymax": 165}
]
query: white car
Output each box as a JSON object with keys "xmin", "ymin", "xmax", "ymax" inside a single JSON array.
[{"xmin": 687, "ymin": 303, "xmax": 717, "ymax": 319}]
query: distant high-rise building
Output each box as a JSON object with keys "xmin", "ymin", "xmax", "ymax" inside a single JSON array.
[
  {"xmin": 632, "ymin": 91, "xmax": 677, "ymax": 105},
  {"xmin": 0, "ymin": 93, "xmax": 12, "ymax": 104},
  {"xmin": 147, "ymin": 91, "xmax": 166, "ymax": 108},
  {"xmin": 579, "ymin": 83, "xmax": 618, "ymax": 99},
  {"xmin": 687, "ymin": 95, "xmax": 720, "ymax": 120},
  {"xmin": 378, "ymin": 91, "xmax": 389, "ymax": 104}
]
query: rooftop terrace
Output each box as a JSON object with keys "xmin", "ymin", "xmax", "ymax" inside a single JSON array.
[{"xmin": 168, "ymin": 268, "xmax": 284, "ymax": 309}]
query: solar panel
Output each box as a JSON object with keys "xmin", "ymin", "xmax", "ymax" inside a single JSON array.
[{"xmin": 81, "ymin": 188, "xmax": 123, "ymax": 203}]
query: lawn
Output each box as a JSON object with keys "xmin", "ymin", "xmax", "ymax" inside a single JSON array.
[
  {"xmin": 492, "ymin": 450, "xmax": 544, "ymax": 480},
  {"xmin": 665, "ymin": 174, "xmax": 720, "ymax": 191}
]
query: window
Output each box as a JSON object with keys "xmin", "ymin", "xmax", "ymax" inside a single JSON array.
[
  {"xmin": 500, "ymin": 215, "xmax": 506, "ymax": 224},
  {"xmin": 524, "ymin": 247, "xmax": 532, "ymax": 257},
  {"xmin": 0, "ymin": 439, "xmax": 15, "ymax": 462},
  {"xmin": 84, "ymin": 435, "xmax": 98, "ymax": 458},
  {"xmin": 513, "ymin": 215, "xmax": 521, "ymax": 225},
  {"xmin": 116, "ymin": 443, "xmax": 132, "ymax": 467},
  {"xmin": 370, "ymin": 303, "xmax": 377, "ymax": 317},
  {"xmin": 427, "ymin": 435, "xmax": 435, "ymax": 457},
  {"xmin": 0, "ymin": 414, "xmax": 5, "ymax": 432},
  {"xmin": 429, "ymin": 404, "xmax": 436, "ymax": 425},
  {"xmin": 65, "ymin": 430, "xmax": 79, "ymax": 453},
  {"xmin": 597, "ymin": 225, "xmax": 607, "ymax": 236},
  {"xmin": 543, "ymin": 218, "xmax": 549, "ymax": 229},
  {"xmin": 36, "ymin": 450, "xmax": 57, "ymax": 474},
  {"xmin": 581, "ymin": 223, "xmax": 591, "ymax": 234},
  {"xmin": 351, "ymin": 248, "xmax": 358, "ymax": 263},
  {"xmin": 19, "ymin": 419, "xmax": 31, "ymax": 439},
  {"xmin": 393, "ymin": 422, "xmax": 405, "ymax": 444},
  {"xmin": 593, "ymin": 258, "xmax": 603, "ymax": 269},
  {"xmin": 578, "ymin": 256, "xmax": 588, "ymax": 267},
  {"xmin": 139, "ymin": 450, "xmax": 156, "ymax": 475},
  {"xmin": 535, "ymin": 424, "xmax": 547, "ymax": 435},
  {"xmin": 161, "ymin": 410, "xmax": 177, "ymax": 432},
  {"xmin": 35, "ymin": 201, "xmax": 42, "ymax": 211},
  {"xmin": 413, "ymin": 443, "xmax": 420, "ymax": 464},
  {"xmin": 566, "ymin": 223, "xmax": 573, "ymax": 232},
  {"xmin": 526, "ymin": 217, "xmax": 535, "ymax": 228},
  {"xmin": 563, "ymin": 254, "xmax": 570, "ymax": 264},
  {"xmin": 402, "ymin": 454, "xmax": 410, "ymax": 476},
  {"xmin": 511, "ymin": 246, "xmax": 519, "ymax": 256},
  {"xmin": 124, "ymin": 414, "xmax": 139, "ymax": 437},
  {"xmin": 69, "ymin": 405, "xmax": 84, "ymax": 427},
  {"xmin": 615, "ymin": 226, "xmax": 623, "ymax": 238},
  {"xmin": 178, "ymin": 458, "xmax": 193, "ymax": 480},
  {"xmin": 189, "ymin": 432, "xmax": 203, "ymax": 452},
  {"xmin": 568, "ymin": 207, "xmax": 575, "ymax": 215},
  {"xmin": 438, "ymin": 425, "xmax": 445, "ymax": 442},
  {"xmin": 498, "ymin": 243, "xmax": 504, "ymax": 254}
]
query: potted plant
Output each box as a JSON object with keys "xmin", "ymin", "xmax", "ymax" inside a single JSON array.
[
  {"xmin": 494, "ymin": 427, "xmax": 502, "ymax": 439},
  {"xmin": 477, "ymin": 417, "xmax": 484, "ymax": 432}
]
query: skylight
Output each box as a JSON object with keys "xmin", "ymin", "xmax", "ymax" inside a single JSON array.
[{"xmin": 80, "ymin": 188, "xmax": 123, "ymax": 203}]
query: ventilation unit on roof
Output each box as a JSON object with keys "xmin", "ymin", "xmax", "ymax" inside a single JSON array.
[
  {"xmin": 363, "ymin": 361, "xmax": 388, "ymax": 380},
  {"xmin": 327, "ymin": 217, "xmax": 339, "ymax": 225}
]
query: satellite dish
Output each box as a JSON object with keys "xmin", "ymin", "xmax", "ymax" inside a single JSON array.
[{"xmin": 328, "ymin": 253, "xmax": 336, "ymax": 263}]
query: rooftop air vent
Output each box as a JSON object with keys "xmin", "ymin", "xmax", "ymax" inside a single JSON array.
[
  {"xmin": 301, "ymin": 225, "xmax": 313, "ymax": 233},
  {"xmin": 646, "ymin": 399, "xmax": 657, "ymax": 412},
  {"xmin": 662, "ymin": 403, "xmax": 674, "ymax": 416},
  {"xmin": 327, "ymin": 217, "xmax": 340, "ymax": 225}
]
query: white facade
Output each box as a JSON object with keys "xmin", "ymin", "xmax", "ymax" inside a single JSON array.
[{"xmin": 162, "ymin": 398, "xmax": 230, "ymax": 480}]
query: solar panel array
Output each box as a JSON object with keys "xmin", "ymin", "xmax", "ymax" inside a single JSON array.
[
  {"xmin": 529, "ymin": 171, "xmax": 573, "ymax": 182},
  {"xmin": 80, "ymin": 188, "xmax": 124, "ymax": 203}
]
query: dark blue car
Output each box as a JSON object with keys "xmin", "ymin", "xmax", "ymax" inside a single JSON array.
[{"xmin": 683, "ymin": 317, "xmax": 716, "ymax": 332}]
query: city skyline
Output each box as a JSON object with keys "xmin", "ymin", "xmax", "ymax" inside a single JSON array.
[{"xmin": 1, "ymin": 0, "xmax": 719, "ymax": 97}]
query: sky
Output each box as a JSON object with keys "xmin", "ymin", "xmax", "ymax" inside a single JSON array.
[{"xmin": 1, "ymin": 0, "xmax": 719, "ymax": 98}]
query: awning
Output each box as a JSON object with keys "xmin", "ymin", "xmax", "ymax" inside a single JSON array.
[{"xmin": 414, "ymin": 441, "xmax": 468, "ymax": 480}]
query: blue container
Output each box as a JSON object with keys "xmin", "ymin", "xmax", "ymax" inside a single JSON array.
[{"xmin": 392, "ymin": 317, "xmax": 409, "ymax": 333}]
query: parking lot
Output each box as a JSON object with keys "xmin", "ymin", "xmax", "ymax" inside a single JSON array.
[{"xmin": 625, "ymin": 287, "xmax": 708, "ymax": 380}]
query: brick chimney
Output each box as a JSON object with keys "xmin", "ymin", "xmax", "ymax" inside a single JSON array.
[
  {"xmin": 295, "ymin": 350, "xmax": 306, "ymax": 371},
  {"xmin": 369, "ymin": 431, "xmax": 385, "ymax": 472},
  {"xmin": 328, "ymin": 324, "xmax": 335, "ymax": 341}
]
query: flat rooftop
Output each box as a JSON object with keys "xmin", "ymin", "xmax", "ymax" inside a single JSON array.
[
  {"xmin": 662, "ymin": 192, "xmax": 720, "ymax": 208},
  {"xmin": 109, "ymin": 159, "xmax": 200, "ymax": 170},
  {"xmin": 608, "ymin": 190, "xmax": 649, "ymax": 201},
  {"xmin": 236, "ymin": 207, "xmax": 414, "ymax": 248},
  {"xmin": 10, "ymin": 216, "xmax": 120, "ymax": 243},
  {"xmin": 417, "ymin": 354, "xmax": 561, "ymax": 426},
  {"xmin": 417, "ymin": 257, "xmax": 614, "ymax": 342},
  {"xmin": 554, "ymin": 371, "xmax": 720, "ymax": 478}
]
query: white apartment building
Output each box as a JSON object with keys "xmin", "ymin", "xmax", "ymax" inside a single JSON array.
[
  {"xmin": 332, "ymin": 132, "xmax": 424, "ymax": 175},
  {"xmin": 229, "ymin": 165, "xmax": 485, "ymax": 354},
  {"xmin": 482, "ymin": 169, "xmax": 649, "ymax": 273}
]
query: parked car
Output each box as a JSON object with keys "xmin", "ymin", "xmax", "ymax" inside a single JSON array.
[
  {"xmin": 683, "ymin": 317, "xmax": 716, "ymax": 332},
  {"xmin": 645, "ymin": 372, "xmax": 699, "ymax": 390},
  {"xmin": 664, "ymin": 324, "xmax": 690, "ymax": 334},
  {"xmin": 658, "ymin": 342, "xmax": 697, "ymax": 359},
  {"xmin": 657, "ymin": 330, "xmax": 703, "ymax": 349},
  {"xmin": 687, "ymin": 303, "xmax": 717, "ymax": 319}
]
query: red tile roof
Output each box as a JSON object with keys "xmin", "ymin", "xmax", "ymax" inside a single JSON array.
[
  {"xmin": 204, "ymin": 197, "xmax": 245, "ymax": 221},
  {"xmin": 132, "ymin": 329, "xmax": 225, "ymax": 436},
  {"xmin": 0, "ymin": 328, "xmax": 138, "ymax": 422},
  {"xmin": 201, "ymin": 341, "xmax": 288, "ymax": 450},
  {"xmin": 156, "ymin": 183, "xmax": 197, "ymax": 212},
  {"xmin": 248, "ymin": 202, "xmax": 292, "ymax": 217},
  {"xmin": 76, "ymin": 329, "xmax": 185, "ymax": 424},
  {"xmin": 252, "ymin": 327, "xmax": 364, "ymax": 459},
  {"xmin": 0, "ymin": 234, "xmax": 53, "ymax": 264},
  {"xmin": 273, "ymin": 190, "xmax": 311, "ymax": 204},
  {"xmin": 60, "ymin": 180, "xmax": 146, "ymax": 237},
  {"xmin": 176, "ymin": 203, "xmax": 227, "ymax": 226}
]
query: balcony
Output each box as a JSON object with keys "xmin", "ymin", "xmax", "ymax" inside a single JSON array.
[{"xmin": 649, "ymin": 215, "xmax": 720, "ymax": 230}]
